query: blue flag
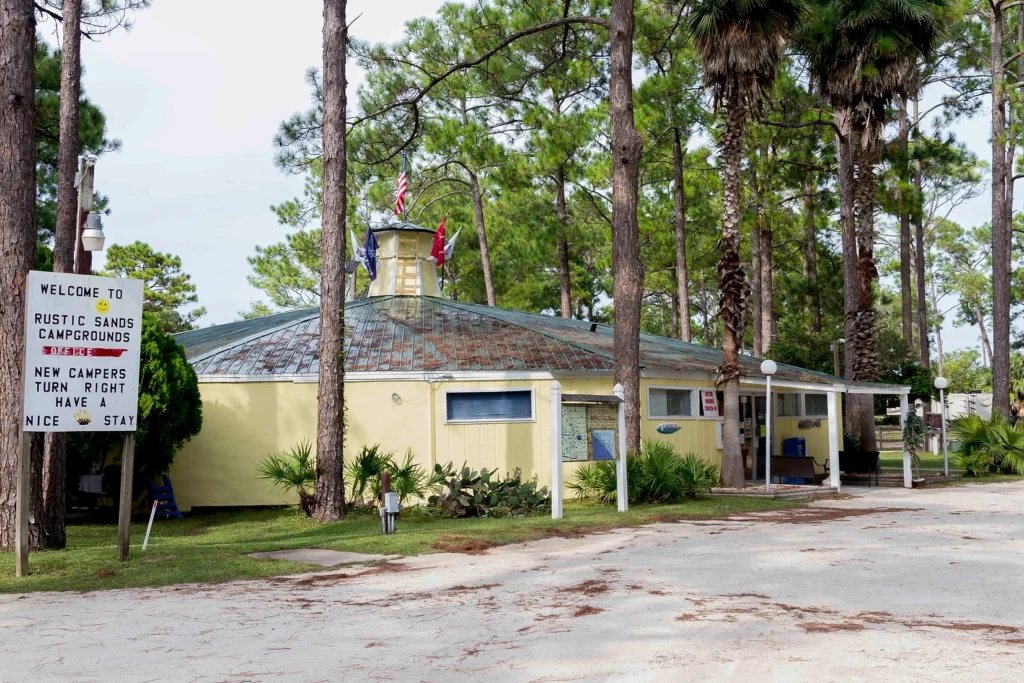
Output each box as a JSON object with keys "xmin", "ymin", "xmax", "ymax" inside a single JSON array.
[{"xmin": 365, "ymin": 229, "xmax": 379, "ymax": 281}]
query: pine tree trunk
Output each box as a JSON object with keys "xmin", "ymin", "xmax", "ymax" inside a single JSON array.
[
  {"xmin": 468, "ymin": 170, "xmax": 496, "ymax": 307},
  {"xmin": 670, "ymin": 287, "xmax": 679, "ymax": 338},
  {"xmin": 313, "ymin": 0, "xmax": 347, "ymax": 521},
  {"xmin": 718, "ymin": 100, "xmax": 749, "ymax": 489},
  {"xmin": 854, "ymin": 120, "xmax": 881, "ymax": 452},
  {"xmin": 0, "ymin": 0, "xmax": 36, "ymax": 550},
  {"xmin": 40, "ymin": 0, "xmax": 83, "ymax": 550},
  {"xmin": 931, "ymin": 272, "xmax": 944, "ymax": 376},
  {"xmin": 701, "ymin": 278, "xmax": 712, "ymax": 347},
  {"xmin": 750, "ymin": 201, "xmax": 762, "ymax": 357},
  {"xmin": 804, "ymin": 178, "xmax": 821, "ymax": 333},
  {"xmin": 760, "ymin": 221, "xmax": 774, "ymax": 353},
  {"xmin": 555, "ymin": 167, "xmax": 572, "ymax": 318},
  {"xmin": 672, "ymin": 129, "xmax": 691, "ymax": 342},
  {"xmin": 991, "ymin": 6, "xmax": 1012, "ymax": 417},
  {"xmin": 28, "ymin": 434, "xmax": 44, "ymax": 549},
  {"xmin": 835, "ymin": 107, "xmax": 861, "ymax": 440},
  {"xmin": 898, "ymin": 97, "xmax": 914, "ymax": 353},
  {"xmin": 609, "ymin": 0, "xmax": 643, "ymax": 453},
  {"xmin": 973, "ymin": 298, "xmax": 994, "ymax": 364},
  {"xmin": 912, "ymin": 97, "xmax": 930, "ymax": 369}
]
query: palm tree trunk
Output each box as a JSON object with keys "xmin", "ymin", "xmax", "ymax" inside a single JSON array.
[
  {"xmin": 718, "ymin": 99, "xmax": 749, "ymax": 489},
  {"xmin": 913, "ymin": 97, "xmax": 930, "ymax": 369},
  {"xmin": 854, "ymin": 118, "xmax": 881, "ymax": 452},
  {"xmin": 41, "ymin": 0, "xmax": 84, "ymax": 550},
  {"xmin": 835, "ymin": 107, "xmax": 861, "ymax": 440},
  {"xmin": 991, "ymin": 5, "xmax": 1012, "ymax": 417},
  {"xmin": 898, "ymin": 97, "xmax": 914, "ymax": 353},
  {"xmin": 314, "ymin": 0, "xmax": 348, "ymax": 521},
  {"xmin": 672, "ymin": 128, "xmax": 691, "ymax": 342},
  {"xmin": 0, "ymin": 0, "xmax": 37, "ymax": 550},
  {"xmin": 468, "ymin": 170, "xmax": 496, "ymax": 306},
  {"xmin": 609, "ymin": 0, "xmax": 643, "ymax": 453},
  {"xmin": 555, "ymin": 167, "xmax": 572, "ymax": 318},
  {"xmin": 803, "ymin": 178, "xmax": 821, "ymax": 332}
]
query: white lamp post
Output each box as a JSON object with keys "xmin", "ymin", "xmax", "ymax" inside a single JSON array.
[
  {"xmin": 761, "ymin": 359, "xmax": 777, "ymax": 491},
  {"xmin": 934, "ymin": 376, "xmax": 949, "ymax": 475},
  {"xmin": 80, "ymin": 212, "xmax": 105, "ymax": 252}
]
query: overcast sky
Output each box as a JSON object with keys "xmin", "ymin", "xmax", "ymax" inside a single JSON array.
[{"xmin": 47, "ymin": 0, "xmax": 1001, "ymax": 356}]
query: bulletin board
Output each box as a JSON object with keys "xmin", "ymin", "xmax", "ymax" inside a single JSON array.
[{"xmin": 561, "ymin": 402, "xmax": 619, "ymax": 462}]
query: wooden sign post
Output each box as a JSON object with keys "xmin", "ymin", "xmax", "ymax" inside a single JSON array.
[{"xmin": 14, "ymin": 271, "xmax": 143, "ymax": 576}]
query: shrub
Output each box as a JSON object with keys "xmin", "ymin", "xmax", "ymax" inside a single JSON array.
[
  {"xmin": 345, "ymin": 444, "xmax": 445, "ymax": 508},
  {"xmin": 428, "ymin": 464, "xmax": 550, "ymax": 518},
  {"xmin": 258, "ymin": 440, "xmax": 315, "ymax": 515},
  {"xmin": 950, "ymin": 414, "xmax": 1024, "ymax": 476},
  {"xmin": 903, "ymin": 413, "xmax": 928, "ymax": 478},
  {"xmin": 957, "ymin": 450, "xmax": 994, "ymax": 477},
  {"xmin": 677, "ymin": 453, "xmax": 720, "ymax": 499},
  {"xmin": 68, "ymin": 314, "xmax": 203, "ymax": 493},
  {"xmin": 569, "ymin": 440, "xmax": 718, "ymax": 504}
]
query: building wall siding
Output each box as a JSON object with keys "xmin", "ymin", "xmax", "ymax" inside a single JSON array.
[{"xmin": 169, "ymin": 376, "xmax": 844, "ymax": 511}]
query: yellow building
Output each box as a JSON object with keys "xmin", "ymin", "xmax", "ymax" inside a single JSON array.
[{"xmin": 170, "ymin": 222, "xmax": 907, "ymax": 511}]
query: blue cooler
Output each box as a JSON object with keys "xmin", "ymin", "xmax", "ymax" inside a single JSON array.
[
  {"xmin": 782, "ymin": 437, "xmax": 807, "ymax": 483},
  {"xmin": 782, "ymin": 437, "xmax": 806, "ymax": 457}
]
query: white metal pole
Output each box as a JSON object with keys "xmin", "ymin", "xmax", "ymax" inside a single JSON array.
[
  {"xmin": 142, "ymin": 500, "xmax": 158, "ymax": 552},
  {"xmin": 900, "ymin": 393, "xmax": 912, "ymax": 488},
  {"xmin": 827, "ymin": 391, "xmax": 841, "ymax": 490},
  {"xmin": 550, "ymin": 381, "xmax": 563, "ymax": 520},
  {"xmin": 940, "ymin": 388, "xmax": 948, "ymax": 476},
  {"xmin": 765, "ymin": 376, "xmax": 772, "ymax": 491},
  {"xmin": 614, "ymin": 383, "xmax": 628, "ymax": 512}
]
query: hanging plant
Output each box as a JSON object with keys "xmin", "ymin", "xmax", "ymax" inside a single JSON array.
[{"xmin": 903, "ymin": 413, "xmax": 928, "ymax": 479}]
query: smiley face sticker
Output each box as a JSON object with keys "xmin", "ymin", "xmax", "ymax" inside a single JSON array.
[{"xmin": 96, "ymin": 299, "xmax": 110, "ymax": 314}]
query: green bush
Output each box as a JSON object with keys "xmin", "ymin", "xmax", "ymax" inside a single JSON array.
[
  {"xmin": 428, "ymin": 464, "xmax": 550, "ymax": 518},
  {"xmin": 956, "ymin": 449, "xmax": 994, "ymax": 477},
  {"xmin": 69, "ymin": 314, "xmax": 203, "ymax": 493},
  {"xmin": 950, "ymin": 414, "xmax": 1024, "ymax": 476},
  {"xmin": 258, "ymin": 440, "xmax": 315, "ymax": 515},
  {"xmin": 568, "ymin": 440, "xmax": 718, "ymax": 504},
  {"xmin": 345, "ymin": 444, "xmax": 446, "ymax": 508}
]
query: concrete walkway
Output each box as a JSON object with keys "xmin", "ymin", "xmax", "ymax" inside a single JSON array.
[{"xmin": 3, "ymin": 482, "xmax": 1024, "ymax": 682}]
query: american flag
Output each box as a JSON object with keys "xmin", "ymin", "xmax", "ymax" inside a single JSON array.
[{"xmin": 394, "ymin": 156, "xmax": 408, "ymax": 216}]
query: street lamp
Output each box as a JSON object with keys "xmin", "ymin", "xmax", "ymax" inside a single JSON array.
[
  {"xmin": 934, "ymin": 376, "xmax": 949, "ymax": 475},
  {"xmin": 761, "ymin": 359, "xmax": 778, "ymax": 491},
  {"xmin": 81, "ymin": 212, "xmax": 105, "ymax": 252}
]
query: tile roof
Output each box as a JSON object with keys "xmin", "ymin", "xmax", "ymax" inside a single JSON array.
[{"xmin": 177, "ymin": 296, "xmax": 902, "ymax": 390}]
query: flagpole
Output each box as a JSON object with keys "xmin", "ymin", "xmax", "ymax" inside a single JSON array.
[{"xmin": 402, "ymin": 152, "xmax": 409, "ymax": 223}]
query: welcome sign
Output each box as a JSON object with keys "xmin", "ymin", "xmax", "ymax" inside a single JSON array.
[{"xmin": 22, "ymin": 272, "xmax": 144, "ymax": 432}]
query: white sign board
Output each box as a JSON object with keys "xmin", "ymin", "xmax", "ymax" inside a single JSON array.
[
  {"xmin": 700, "ymin": 389, "xmax": 720, "ymax": 418},
  {"xmin": 22, "ymin": 271, "xmax": 144, "ymax": 432}
]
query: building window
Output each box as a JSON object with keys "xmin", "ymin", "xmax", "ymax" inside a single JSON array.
[
  {"xmin": 805, "ymin": 393, "xmax": 829, "ymax": 418},
  {"xmin": 445, "ymin": 390, "xmax": 534, "ymax": 423},
  {"xmin": 648, "ymin": 387, "xmax": 695, "ymax": 418},
  {"xmin": 777, "ymin": 393, "xmax": 801, "ymax": 417}
]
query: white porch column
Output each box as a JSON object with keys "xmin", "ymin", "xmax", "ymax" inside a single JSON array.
[
  {"xmin": 550, "ymin": 381, "xmax": 563, "ymax": 519},
  {"xmin": 827, "ymin": 391, "xmax": 841, "ymax": 490},
  {"xmin": 900, "ymin": 393, "xmax": 912, "ymax": 488},
  {"xmin": 614, "ymin": 383, "xmax": 628, "ymax": 512}
]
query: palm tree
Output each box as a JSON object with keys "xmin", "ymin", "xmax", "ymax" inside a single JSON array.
[
  {"xmin": 688, "ymin": 0, "xmax": 805, "ymax": 488},
  {"xmin": 799, "ymin": 0, "xmax": 947, "ymax": 450}
]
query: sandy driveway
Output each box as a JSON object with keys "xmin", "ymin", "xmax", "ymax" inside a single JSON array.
[{"xmin": 3, "ymin": 483, "xmax": 1024, "ymax": 682}]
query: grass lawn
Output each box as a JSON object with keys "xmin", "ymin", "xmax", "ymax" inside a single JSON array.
[
  {"xmin": 879, "ymin": 450, "xmax": 957, "ymax": 471},
  {"xmin": 0, "ymin": 497, "xmax": 799, "ymax": 595}
]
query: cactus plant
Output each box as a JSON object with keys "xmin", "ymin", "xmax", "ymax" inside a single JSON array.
[{"xmin": 428, "ymin": 463, "xmax": 550, "ymax": 517}]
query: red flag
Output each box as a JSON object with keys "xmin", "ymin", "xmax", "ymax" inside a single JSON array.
[{"xmin": 430, "ymin": 216, "xmax": 446, "ymax": 266}]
